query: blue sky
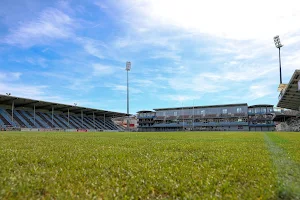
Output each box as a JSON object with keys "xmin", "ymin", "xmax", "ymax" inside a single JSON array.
[{"xmin": 0, "ymin": 0, "xmax": 300, "ymax": 114}]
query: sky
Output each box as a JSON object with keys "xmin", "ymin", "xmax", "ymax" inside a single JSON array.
[{"xmin": 0, "ymin": 0, "xmax": 300, "ymax": 114}]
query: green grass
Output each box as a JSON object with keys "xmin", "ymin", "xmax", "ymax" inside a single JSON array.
[{"xmin": 0, "ymin": 131, "xmax": 299, "ymax": 199}]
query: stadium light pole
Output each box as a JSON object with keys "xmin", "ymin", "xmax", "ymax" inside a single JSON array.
[
  {"xmin": 126, "ymin": 61, "xmax": 131, "ymax": 131},
  {"xmin": 274, "ymin": 35, "xmax": 283, "ymax": 84}
]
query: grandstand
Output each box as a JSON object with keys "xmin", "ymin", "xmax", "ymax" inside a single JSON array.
[
  {"xmin": 277, "ymin": 69, "xmax": 300, "ymax": 111},
  {"xmin": 275, "ymin": 69, "xmax": 300, "ymax": 131},
  {"xmin": 137, "ymin": 104, "xmax": 275, "ymax": 132},
  {"xmin": 0, "ymin": 94, "xmax": 126, "ymax": 131}
]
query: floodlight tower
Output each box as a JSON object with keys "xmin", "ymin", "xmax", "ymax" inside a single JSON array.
[
  {"xmin": 126, "ymin": 61, "xmax": 131, "ymax": 130},
  {"xmin": 274, "ymin": 35, "xmax": 283, "ymax": 84}
]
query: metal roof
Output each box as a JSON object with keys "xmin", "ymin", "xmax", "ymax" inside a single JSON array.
[
  {"xmin": 154, "ymin": 103, "xmax": 248, "ymax": 111},
  {"xmin": 136, "ymin": 110, "xmax": 154, "ymax": 113},
  {"xmin": 248, "ymin": 104, "xmax": 274, "ymax": 108},
  {"xmin": 277, "ymin": 70, "xmax": 300, "ymax": 111},
  {"xmin": 0, "ymin": 94, "xmax": 127, "ymax": 118}
]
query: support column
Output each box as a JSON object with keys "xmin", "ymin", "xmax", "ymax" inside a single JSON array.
[
  {"xmin": 68, "ymin": 109, "xmax": 70, "ymax": 127},
  {"xmin": 104, "ymin": 114, "xmax": 106, "ymax": 128},
  {"xmin": 11, "ymin": 100, "xmax": 14, "ymax": 124},
  {"xmin": 33, "ymin": 104, "xmax": 36, "ymax": 127},
  {"xmin": 93, "ymin": 112, "xmax": 95, "ymax": 129},
  {"xmin": 81, "ymin": 110, "xmax": 83, "ymax": 128},
  {"xmin": 52, "ymin": 106, "xmax": 54, "ymax": 128}
]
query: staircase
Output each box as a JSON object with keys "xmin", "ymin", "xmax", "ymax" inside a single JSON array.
[
  {"xmin": 7, "ymin": 109, "xmax": 27, "ymax": 128},
  {"xmin": 24, "ymin": 111, "xmax": 47, "ymax": 128},
  {"xmin": 60, "ymin": 115, "xmax": 79, "ymax": 129},
  {"xmin": 0, "ymin": 108, "xmax": 18, "ymax": 127},
  {"xmin": 15, "ymin": 110, "xmax": 34, "ymax": 128}
]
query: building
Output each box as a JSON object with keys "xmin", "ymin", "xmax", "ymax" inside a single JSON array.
[
  {"xmin": 248, "ymin": 105, "xmax": 275, "ymax": 131},
  {"xmin": 0, "ymin": 94, "xmax": 126, "ymax": 131},
  {"xmin": 112, "ymin": 115, "xmax": 138, "ymax": 130},
  {"xmin": 136, "ymin": 110, "xmax": 156, "ymax": 132},
  {"xmin": 137, "ymin": 104, "xmax": 276, "ymax": 132}
]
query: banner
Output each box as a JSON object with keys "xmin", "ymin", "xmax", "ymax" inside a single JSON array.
[
  {"xmin": 77, "ymin": 129, "xmax": 88, "ymax": 132},
  {"xmin": 21, "ymin": 128, "xmax": 39, "ymax": 132},
  {"xmin": 65, "ymin": 129, "xmax": 77, "ymax": 132}
]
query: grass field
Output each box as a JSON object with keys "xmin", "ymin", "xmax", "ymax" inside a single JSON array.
[{"xmin": 0, "ymin": 131, "xmax": 299, "ymax": 199}]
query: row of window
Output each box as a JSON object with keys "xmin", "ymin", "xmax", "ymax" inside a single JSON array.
[
  {"xmin": 156, "ymin": 107, "xmax": 245, "ymax": 117},
  {"xmin": 248, "ymin": 107, "xmax": 273, "ymax": 114},
  {"xmin": 155, "ymin": 118, "xmax": 248, "ymax": 124},
  {"xmin": 138, "ymin": 112, "xmax": 155, "ymax": 117},
  {"xmin": 140, "ymin": 107, "xmax": 274, "ymax": 117}
]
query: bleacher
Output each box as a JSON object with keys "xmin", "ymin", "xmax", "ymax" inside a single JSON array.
[
  {"xmin": 0, "ymin": 94, "xmax": 126, "ymax": 131},
  {"xmin": 0, "ymin": 108, "xmax": 122, "ymax": 130},
  {"xmin": 275, "ymin": 69, "xmax": 300, "ymax": 132},
  {"xmin": 0, "ymin": 108, "xmax": 121, "ymax": 130},
  {"xmin": 276, "ymin": 118, "xmax": 300, "ymax": 132}
]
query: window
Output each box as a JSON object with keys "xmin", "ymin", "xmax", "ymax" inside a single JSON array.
[
  {"xmin": 201, "ymin": 110, "xmax": 205, "ymax": 115},
  {"xmin": 261, "ymin": 108, "xmax": 266, "ymax": 114},
  {"xmin": 222, "ymin": 109, "xmax": 227, "ymax": 114},
  {"xmin": 255, "ymin": 108, "xmax": 260, "ymax": 113},
  {"xmin": 174, "ymin": 111, "xmax": 177, "ymax": 116},
  {"xmin": 237, "ymin": 108, "xmax": 242, "ymax": 113},
  {"xmin": 269, "ymin": 107, "xmax": 273, "ymax": 112}
]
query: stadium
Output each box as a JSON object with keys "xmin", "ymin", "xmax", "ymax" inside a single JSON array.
[
  {"xmin": 1, "ymin": 1, "xmax": 300, "ymax": 199},
  {"xmin": 1, "ymin": 70, "xmax": 299, "ymax": 132},
  {"xmin": 1, "ymin": 69, "xmax": 299, "ymax": 199}
]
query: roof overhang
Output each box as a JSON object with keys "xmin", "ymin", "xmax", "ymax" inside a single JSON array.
[
  {"xmin": 277, "ymin": 70, "xmax": 300, "ymax": 111},
  {"xmin": 154, "ymin": 103, "xmax": 248, "ymax": 111},
  {"xmin": 0, "ymin": 94, "xmax": 127, "ymax": 118}
]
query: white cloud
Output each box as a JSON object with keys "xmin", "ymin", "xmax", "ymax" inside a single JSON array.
[
  {"xmin": 107, "ymin": 84, "xmax": 142, "ymax": 94},
  {"xmin": 124, "ymin": 0, "xmax": 300, "ymax": 41},
  {"xmin": 161, "ymin": 94, "xmax": 201, "ymax": 102},
  {"xmin": 0, "ymin": 72, "xmax": 22, "ymax": 81},
  {"xmin": 4, "ymin": 8, "xmax": 74, "ymax": 47},
  {"xmin": 92, "ymin": 64, "xmax": 116, "ymax": 76},
  {"xmin": 0, "ymin": 82, "xmax": 47, "ymax": 98},
  {"xmin": 77, "ymin": 38, "xmax": 107, "ymax": 59},
  {"xmin": 168, "ymin": 74, "xmax": 228, "ymax": 93}
]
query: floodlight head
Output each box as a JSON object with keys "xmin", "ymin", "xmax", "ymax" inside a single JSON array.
[
  {"xmin": 274, "ymin": 35, "xmax": 283, "ymax": 48},
  {"xmin": 126, "ymin": 61, "xmax": 131, "ymax": 71},
  {"xmin": 74, "ymin": 103, "xmax": 77, "ymax": 106},
  {"xmin": 6, "ymin": 93, "xmax": 11, "ymax": 96}
]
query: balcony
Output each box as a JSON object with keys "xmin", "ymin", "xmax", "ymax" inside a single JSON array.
[{"xmin": 137, "ymin": 115, "xmax": 156, "ymax": 119}]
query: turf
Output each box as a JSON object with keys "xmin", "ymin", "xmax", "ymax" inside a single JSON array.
[{"xmin": 0, "ymin": 131, "xmax": 299, "ymax": 199}]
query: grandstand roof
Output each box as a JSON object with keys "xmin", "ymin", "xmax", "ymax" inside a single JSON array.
[
  {"xmin": 248, "ymin": 104, "xmax": 274, "ymax": 108},
  {"xmin": 0, "ymin": 94, "xmax": 127, "ymax": 118},
  {"xmin": 277, "ymin": 70, "xmax": 300, "ymax": 111},
  {"xmin": 136, "ymin": 110, "xmax": 154, "ymax": 113},
  {"xmin": 154, "ymin": 103, "xmax": 248, "ymax": 111}
]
